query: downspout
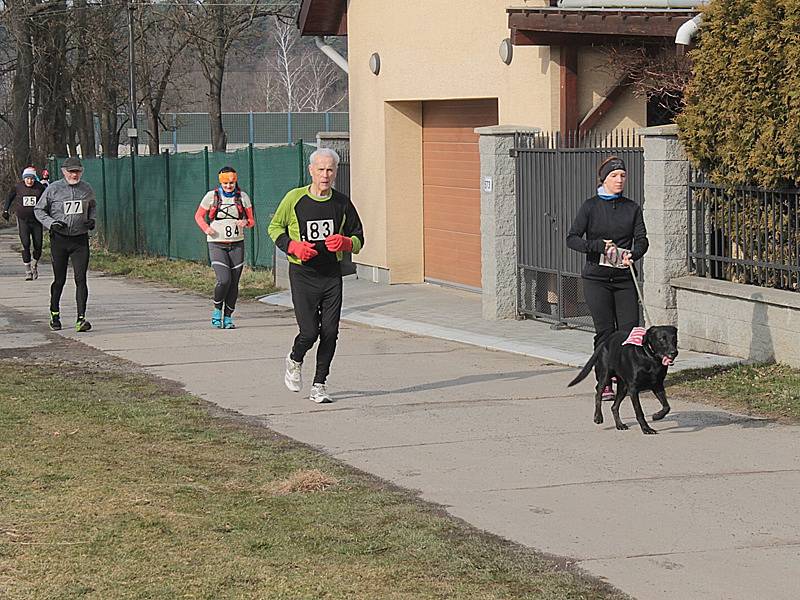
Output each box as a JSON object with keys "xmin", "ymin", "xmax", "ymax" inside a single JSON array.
[
  {"xmin": 675, "ymin": 14, "xmax": 703, "ymax": 46},
  {"xmin": 315, "ymin": 36, "xmax": 349, "ymax": 74}
]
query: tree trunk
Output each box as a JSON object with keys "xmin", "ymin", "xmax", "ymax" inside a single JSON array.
[
  {"xmin": 99, "ymin": 110, "xmax": 119, "ymax": 158},
  {"xmin": 208, "ymin": 7, "xmax": 227, "ymax": 152},
  {"xmin": 11, "ymin": 4, "xmax": 34, "ymax": 172},
  {"xmin": 208, "ymin": 67, "xmax": 226, "ymax": 152},
  {"xmin": 146, "ymin": 107, "xmax": 161, "ymax": 155}
]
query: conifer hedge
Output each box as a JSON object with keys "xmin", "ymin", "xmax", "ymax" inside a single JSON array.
[{"xmin": 677, "ymin": 0, "xmax": 800, "ymax": 188}]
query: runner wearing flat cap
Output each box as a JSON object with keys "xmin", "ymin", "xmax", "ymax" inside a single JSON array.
[{"xmin": 34, "ymin": 156, "xmax": 97, "ymax": 332}]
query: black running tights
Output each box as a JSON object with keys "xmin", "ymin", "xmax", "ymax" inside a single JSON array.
[
  {"xmin": 289, "ymin": 263, "xmax": 343, "ymax": 385},
  {"xmin": 18, "ymin": 218, "xmax": 43, "ymax": 263},
  {"xmin": 50, "ymin": 232, "xmax": 89, "ymax": 316}
]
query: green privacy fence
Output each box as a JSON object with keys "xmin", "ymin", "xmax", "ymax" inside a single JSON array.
[{"xmin": 50, "ymin": 144, "xmax": 313, "ymax": 269}]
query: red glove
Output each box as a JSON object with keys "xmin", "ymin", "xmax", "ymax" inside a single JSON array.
[
  {"xmin": 288, "ymin": 239, "xmax": 318, "ymax": 261},
  {"xmin": 324, "ymin": 234, "xmax": 353, "ymax": 252}
]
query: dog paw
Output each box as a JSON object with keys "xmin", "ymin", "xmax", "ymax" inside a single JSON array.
[
  {"xmin": 615, "ymin": 423, "xmax": 629, "ymax": 430},
  {"xmin": 594, "ymin": 414, "xmax": 604, "ymax": 424},
  {"xmin": 652, "ymin": 409, "xmax": 670, "ymax": 421},
  {"xmin": 642, "ymin": 427, "xmax": 658, "ymax": 435}
]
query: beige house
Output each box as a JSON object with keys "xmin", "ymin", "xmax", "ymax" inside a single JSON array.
[{"xmin": 299, "ymin": 0, "xmax": 698, "ymax": 289}]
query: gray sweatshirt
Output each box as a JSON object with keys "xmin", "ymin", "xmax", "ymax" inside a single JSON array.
[{"xmin": 34, "ymin": 179, "xmax": 97, "ymax": 236}]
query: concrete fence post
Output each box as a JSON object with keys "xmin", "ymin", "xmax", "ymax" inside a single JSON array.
[
  {"xmin": 475, "ymin": 125, "xmax": 539, "ymax": 320},
  {"xmin": 638, "ymin": 124, "xmax": 691, "ymax": 326}
]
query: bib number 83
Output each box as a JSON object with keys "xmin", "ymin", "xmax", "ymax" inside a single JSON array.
[{"xmin": 306, "ymin": 219, "xmax": 334, "ymax": 241}]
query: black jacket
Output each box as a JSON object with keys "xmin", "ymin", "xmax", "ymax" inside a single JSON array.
[
  {"xmin": 566, "ymin": 194, "xmax": 648, "ymax": 282},
  {"xmin": 4, "ymin": 181, "xmax": 46, "ymax": 221}
]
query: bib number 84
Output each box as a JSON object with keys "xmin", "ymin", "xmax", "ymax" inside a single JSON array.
[{"xmin": 224, "ymin": 225, "xmax": 240, "ymax": 238}]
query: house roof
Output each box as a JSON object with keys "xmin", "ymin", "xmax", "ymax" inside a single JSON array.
[
  {"xmin": 297, "ymin": 0, "xmax": 347, "ymax": 36},
  {"xmin": 508, "ymin": 7, "xmax": 699, "ymax": 46}
]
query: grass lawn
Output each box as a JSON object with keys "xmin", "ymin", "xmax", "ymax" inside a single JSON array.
[
  {"xmin": 668, "ymin": 362, "xmax": 800, "ymax": 423},
  {"xmin": 18, "ymin": 235, "xmax": 278, "ymax": 301},
  {"xmin": 89, "ymin": 241, "xmax": 278, "ymax": 300},
  {"xmin": 0, "ymin": 362, "xmax": 625, "ymax": 599}
]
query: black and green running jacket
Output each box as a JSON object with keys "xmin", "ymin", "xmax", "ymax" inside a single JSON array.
[{"xmin": 268, "ymin": 185, "xmax": 364, "ymax": 272}]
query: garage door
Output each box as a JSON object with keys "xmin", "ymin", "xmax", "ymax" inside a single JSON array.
[{"xmin": 422, "ymin": 99, "xmax": 498, "ymax": 289}]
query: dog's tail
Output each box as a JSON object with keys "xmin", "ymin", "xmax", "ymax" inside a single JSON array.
[{"xmin": 567, "ymin": 330, "xmax": 613, "ymax": 387}]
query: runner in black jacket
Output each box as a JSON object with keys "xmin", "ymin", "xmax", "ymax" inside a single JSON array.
[
  {"xmin": 566, "ymin": 156, "xmax": 648, "ymax": 399},
  {"xmin": 3, "ymin": 167, "xmax": 46, "ymax": 280},
  {"xmin": 269, "ymin": 148, "xmax": 364, "ymax": 404}
]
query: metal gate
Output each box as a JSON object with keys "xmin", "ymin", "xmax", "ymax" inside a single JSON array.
[{"xmin": 515, "ymin": 131, "xmax": 644, "ymax": 329}]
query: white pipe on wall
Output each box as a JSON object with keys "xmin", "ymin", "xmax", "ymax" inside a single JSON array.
[
  {"xmin": 315, "ymin": 36, "xmax": 349, "ymax": 74},
  {"xmin": 675, "ymin": 14, "xmax": 703, "ymax": 45}
]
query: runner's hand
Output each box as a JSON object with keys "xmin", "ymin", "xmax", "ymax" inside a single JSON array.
[
  {"xmin": 206, "ymin": 227, "xmax": 217, "ymax": 238},
  {"xmin": 85, "ymin": 218, "xmax": 95, "ymax": 230},
  {"xmin": 288, "ymin": 240, "xmax": 318, "ymax": 261},
  {"xmin": 237, "ymin": 219, "xmax": 248, "ymax": 229},
  {"xmin": 621, "ymin": 250, "xmax": 632, "ymax": 267},
  {"xmin": 2, "ymin": 210, "xmax": 8, "ymax": 221},
  {"xmin": 51, "ymin": 220, "xmax": 67, "ymax": 233},
  {"xmin": 325, "ymin": 234, "xmax": 353, "ymax": 252}
]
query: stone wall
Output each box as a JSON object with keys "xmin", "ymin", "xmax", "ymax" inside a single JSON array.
[
  {"xmin": 639, "ymin": 124, "xmax": 690, "ymax": 326},
  {"xmin": 475, "ymin": 125, "xmax": 538, "ymax": 320},
  {"xmin": 671, "ymin": 276, "xmax": 800, "ymax": 367}
]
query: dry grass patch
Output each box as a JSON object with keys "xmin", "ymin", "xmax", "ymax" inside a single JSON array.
[{"xmin": 269, "ymin": 468, "xmax": 339, "ymax": 496}]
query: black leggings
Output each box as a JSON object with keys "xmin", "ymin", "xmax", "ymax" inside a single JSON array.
[
  {"xmin": 50, "ymin": 232, "xmax": 89, "ymax": 316},
  {"xmin": 289, "ymin": 263, "xmax": 343, "ymax": 385},
  {"xmin": 583, "ymin": 276, "xmax": 639, "ymax": 348},
  {"xmin": 18, "ymin": 218, "xmax": 43, "ymax": 263},
  {"xmin": 209, "ymin": 241, "xmax": 244, "ymax": 316}
]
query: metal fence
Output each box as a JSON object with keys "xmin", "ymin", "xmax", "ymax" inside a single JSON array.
[
  {"xmin": 335, "ymin": 146, "xmax": 350, "ymax": 197},
  {"xmin": 688, "ymin": 168, "xmax": 800, "ymax": 291},
  {"xmin": 50, "ymin": 143, "xmax": 314, "ymax": 269},
  {"xmin": 515, "ymin": 130, "xmax": 644, "ymax": 329},
  {"xmin": 108, "ymin": 112, "xmax": 348, "ymax": 152}
]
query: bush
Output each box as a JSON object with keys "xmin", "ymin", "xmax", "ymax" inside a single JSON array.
[{"xmin": 677, "ymin": 0, "xmax": 800, "ymax": 188}]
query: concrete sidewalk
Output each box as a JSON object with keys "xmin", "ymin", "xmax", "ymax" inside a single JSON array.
[
  {"xmin": 1, "ymin": 233, "xmax": 798, "ymax": 600},
  {"xmin": 261, "ymin": 278, "xmax": 740, "ymax": 371}
]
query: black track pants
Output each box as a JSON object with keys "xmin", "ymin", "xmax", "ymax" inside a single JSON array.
[
  {"xmin": 209, "ymin": 241, "xmax": 245, "ymax": 316},
  {"xmin": 289, "ymin": 262, "xmax": 343, "ymax": 385},
  {"xmin": 50, "ymin": 232, "xmax": 89, "ymax": 316},
  {"xmin": 18, "ymin": 218, "xmax": 43, "ymax": 263},
  {"xmin": 583, "ymin": 276, "xmax": 639, "ymax": 348}
]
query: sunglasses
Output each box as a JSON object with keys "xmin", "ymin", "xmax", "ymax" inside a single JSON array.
[{"xmin": 65, "ymin": 169, "xmax": 84, "ymax": 174}]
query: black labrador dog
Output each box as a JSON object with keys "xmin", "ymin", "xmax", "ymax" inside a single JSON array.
[{"xmin": 568, "ymin": 325, "xmax": 678, "ymax": 434}]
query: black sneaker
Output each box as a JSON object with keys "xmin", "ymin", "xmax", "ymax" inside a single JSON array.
[
  {"xmin": 49, "ymin": 312, "xmax": 61, "ymax": 331},
  {"xmin": 75, "ymin": 317, "xmax": 92, "ymax": 333}
]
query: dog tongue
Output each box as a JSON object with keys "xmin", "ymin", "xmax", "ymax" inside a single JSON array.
[{"xmin": 662, "ymin": 356, "xmax": 673, "ymax": 366}]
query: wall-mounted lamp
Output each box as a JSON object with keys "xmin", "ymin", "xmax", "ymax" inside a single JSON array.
[
  {"xmin": 369, "ymin": 52, "xmax": 381, "ymax": 75},
  {"xmin": 499, "ymin": 38, "xmax": 513, "ymax": 65}
]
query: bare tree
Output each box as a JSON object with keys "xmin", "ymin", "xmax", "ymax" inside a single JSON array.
[
  {"xmin": 135, "ymin": 2, "xmax": 191, "ymax": 155},
  {"xmin": 6, "ymin": 0, "xmax": 34, "ymax": 172},
  {"xmin": 260, "ymin": 17, "xmax": 347, "ymax": 113},
  {"xmin": 177, "ymin": 0, "xmax": 296, "ymax": 152}
]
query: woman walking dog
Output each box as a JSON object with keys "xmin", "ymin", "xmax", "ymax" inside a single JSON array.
[{"xmin": 566, "ymin": 156, "xmax": 649, "ymax": 400}]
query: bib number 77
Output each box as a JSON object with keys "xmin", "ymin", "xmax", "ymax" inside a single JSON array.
[
  {"xmin": 63, "ymin": 200, "xmax": 83, "ymax": 215},
  {"xmin": 305, "ymin": 219, "xmax": 334, "ymax": 242}
]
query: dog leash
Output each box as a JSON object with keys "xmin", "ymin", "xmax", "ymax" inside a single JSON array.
[{"xmin": 629, "ymin": 262, "xmax": 653, "ymax": 327}]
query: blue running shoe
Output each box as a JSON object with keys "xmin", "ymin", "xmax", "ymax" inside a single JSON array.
[
  {"xmin": 223, "ymin": 315, "xmax": 235, "ymax": 329},
  {"xmin": 211, "ymin": 308, "xmax": 222, "ymax": 328}
]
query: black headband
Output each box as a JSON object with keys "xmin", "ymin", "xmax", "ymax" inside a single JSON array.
[{"xmin": 599, "ymin": 158, "xmax": 626, "ymax": 182}]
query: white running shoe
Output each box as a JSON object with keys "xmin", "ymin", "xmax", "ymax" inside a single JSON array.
[
  {"xmin": 284, "ymin": 353, "xmax": 303, "ymax": 392},
  {"xmin": 309, "ymin": 383, "xmax": 332, "ymax": 404}
]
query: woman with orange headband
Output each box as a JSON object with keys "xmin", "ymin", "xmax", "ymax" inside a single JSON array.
[{"xmin": 194, "ymin": 166, "xmax": 255, "ymax": 328}]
